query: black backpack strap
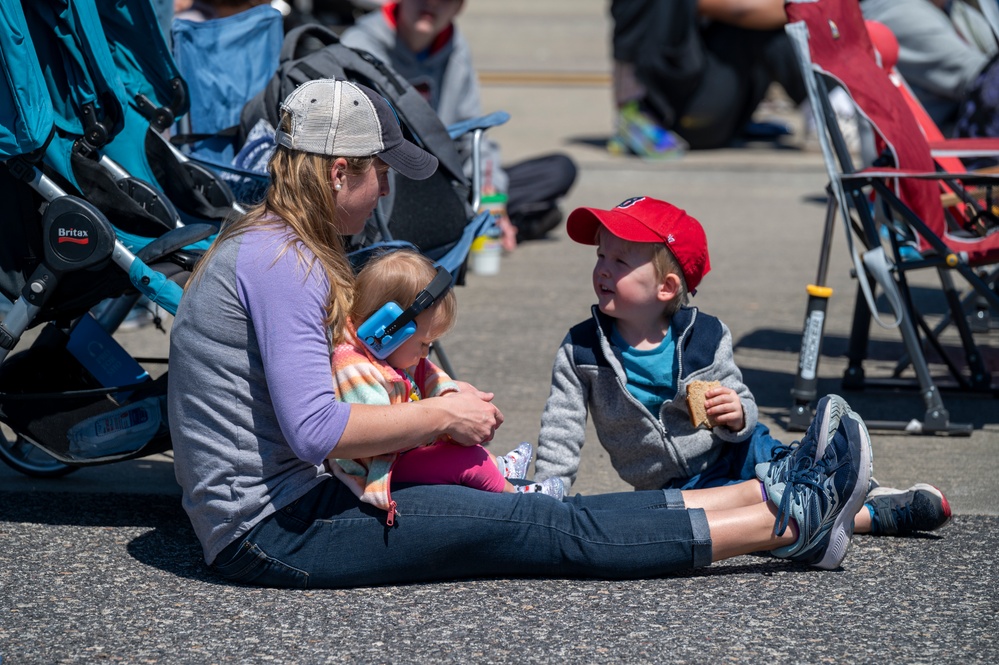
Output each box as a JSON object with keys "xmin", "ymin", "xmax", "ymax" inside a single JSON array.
[
  {"xmin": 237, "ymin": 31, "xmax": 468, "ymax": 185},
  {"xmin": 340, "ymin": 47, "xmax": 466, "ymax": 183},
  {"xmin": 280, "ymin": 23, "xmax": 341, "ymax": 63}
]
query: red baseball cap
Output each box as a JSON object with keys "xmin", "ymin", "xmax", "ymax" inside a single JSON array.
[{"xmin": 567, "ymin": 196, "xmax": 711, "ymax": 292}]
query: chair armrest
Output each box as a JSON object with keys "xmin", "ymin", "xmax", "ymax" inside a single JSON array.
[
  {"xmin": 447, "ymin": 111, "xmax": 510, "ymax": 140},
  {"xmin": 847, "ymin": 168, "xmax": 999, "ymax": 183},
  {"xmin": 928, "ymin": 137, "xmax": 999, "ymax": 159}
]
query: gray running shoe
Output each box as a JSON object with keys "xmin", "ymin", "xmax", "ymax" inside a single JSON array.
[
  {"xmin": 756, "ymin": 394, "xmax": 850, "ymax": 505},
  {"xmin": 769, "ymin": 406, "xmax": 873, "ymax": 569},
  {"xmin": 866, "ymin": 484, "xmax": 952, "ymax": 535}
]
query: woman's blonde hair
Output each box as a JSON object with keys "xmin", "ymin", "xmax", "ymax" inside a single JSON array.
[
  {"xmin": 351, "ymin": 249, "xmax": 457, "ymax": 338},
  {"xmin": 191, "ymin": 112, "xmax": 375, "ymax": 344}
]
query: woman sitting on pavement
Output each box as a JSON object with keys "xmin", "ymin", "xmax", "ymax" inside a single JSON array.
[{"xmin": 167, "ymin": 78, "xmax": 873, "ymax": 588}]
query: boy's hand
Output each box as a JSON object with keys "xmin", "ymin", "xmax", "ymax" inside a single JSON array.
[{"xmin": 704, "ymin": 386, "xmax": 746, "ymax": 432}]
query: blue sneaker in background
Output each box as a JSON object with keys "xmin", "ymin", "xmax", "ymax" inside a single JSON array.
[{"xmin": 608, "ymin": 101, "xmax": 688, "ymax": 160}]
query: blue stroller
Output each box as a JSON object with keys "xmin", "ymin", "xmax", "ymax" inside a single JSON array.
[
  {"xmin": 0, "ymin": 0, "xmax": 232, "ymax": 477},
  {"xmin": 0, "ymin": 2, "xmax": 503, "ymax": 478}
]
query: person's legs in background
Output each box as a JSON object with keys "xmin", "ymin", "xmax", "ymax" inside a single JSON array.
[
  {"xmin": 608, "ymin": 0, "xmax": 693, "ymax": 158},
  {"xmin": 675, "ymin": 22, "xmax": 804, "ymax": 149},
  {"xmin": 503, "ymin": 154, "xmax": 577, "ymax": 241}
]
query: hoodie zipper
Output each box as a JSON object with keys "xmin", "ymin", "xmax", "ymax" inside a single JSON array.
[{"xmin": 386, "ymin": 499, "xmax": 398, "ymax": 526}]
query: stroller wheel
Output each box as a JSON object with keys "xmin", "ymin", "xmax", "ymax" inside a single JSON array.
[{"xmin": 0, "ymin": 428, "xmax": 77, "ymax": 479}]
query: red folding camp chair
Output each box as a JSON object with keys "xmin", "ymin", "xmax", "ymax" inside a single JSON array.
[{"xmin": 784, "ymin": 0, "xmax": 999, "ymax": 434}]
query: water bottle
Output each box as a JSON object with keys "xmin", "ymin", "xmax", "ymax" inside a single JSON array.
[
  {"xmin": 471, "ymin": 193, "xmax": 506, "ymax": 276},
  {"xmin": 66, "ymin": 395, "xmax": 166, "ymax": 458}
]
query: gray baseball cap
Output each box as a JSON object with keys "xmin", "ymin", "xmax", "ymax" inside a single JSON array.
[{"xmin": 274, "ymin": 79, "xmax": 438, "ymax": 180}]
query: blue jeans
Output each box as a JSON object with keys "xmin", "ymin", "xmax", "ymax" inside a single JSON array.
[
  {"xmin": 212, "ymin": 479, "xmax": 712, "ymax": 588},
  {"xmin": 667, "ymin": 423, "xmax": 786, "ymax": 491}
]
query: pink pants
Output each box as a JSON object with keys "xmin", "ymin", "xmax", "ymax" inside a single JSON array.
[{"xmin": 391, "ymin": 441, "xmax": 507, "ymax": 493}]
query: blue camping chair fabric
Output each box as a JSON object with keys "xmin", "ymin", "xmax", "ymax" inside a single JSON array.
[
  {"xmin": 169, "ymin": 4, "xmax": 283, "ymax": 205},
  {"xmin": 171, "ymin": 4, "xmax": 284, "ymax": 166}
]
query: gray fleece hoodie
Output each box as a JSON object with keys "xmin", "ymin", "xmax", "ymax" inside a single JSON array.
[{"xmin": 535, "ymin": 306, "xmax": 758, "ymax": 492}]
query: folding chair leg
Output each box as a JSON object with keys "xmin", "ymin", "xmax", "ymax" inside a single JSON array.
[
  {"xmin": 789, "ymin": 201, "xmax": 839, "ymax": 431},
  {"xmin": 843, "ymin": 263, "xmax": 972, "ymax": 435},
  {"xmin": 937, "ymin": 268, "xmax": 992, "ymax": 390},
  {"xmin": 843, "ymin": 279, "xmax": 871, "ymax": 391}
]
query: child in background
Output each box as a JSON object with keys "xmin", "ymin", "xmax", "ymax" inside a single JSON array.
[
  {"xmin": 331, "ymin": 250, "xmax": 563, "ymax": 523},
  {"xmin": 534, "ymin": 196, "xmax": 951, "ymax": 537},
  {"xmin": 339, "ymin": 0, "xmax": 577, "ymax": 248}
]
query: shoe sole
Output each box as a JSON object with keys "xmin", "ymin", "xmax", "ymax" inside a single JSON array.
[
  {"xmin": 813, "ymin": 410, "xmax": 873, "ymax": 570},
  {"xmin": 811, "ymin": 395, "xmax": 849, "ymax": 461},
  {"xmin": 868, "ymin": 483, "xmax": 953, "ymax": 530}
]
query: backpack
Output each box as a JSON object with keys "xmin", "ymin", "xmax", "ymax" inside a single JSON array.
[{"xmin": 237, "ymin": 24, "xmax": 467, "ymax": 185}]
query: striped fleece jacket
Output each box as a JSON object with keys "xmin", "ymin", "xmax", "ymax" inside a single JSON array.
[{"xmin": 329, "ymin": 327, "xmax": 458, "ymax": 524}]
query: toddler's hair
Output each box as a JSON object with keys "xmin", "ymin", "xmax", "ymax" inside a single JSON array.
[
  {"xmin": 351, "ymin": 249, "xmax": 458, "ymax": 336},
  {"xmin": 596, "ymin": 226, "xmax": 689, "ymax": 316}
]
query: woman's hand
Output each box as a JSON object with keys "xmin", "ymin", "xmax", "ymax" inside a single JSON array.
[
  {"xmin": 452, "ymin": 380, "xmax": 494, "ymax": 402},
  {"xmin": 335, "ymin": 392, "xmax": 504, "ymax": 459},
  {"xmin": 439, "ymin": 390, "xmax": 504, "ymax": 446},
  {"xmin": 704, "ymin": 386, "xmax": 746, "ymax": 432}
]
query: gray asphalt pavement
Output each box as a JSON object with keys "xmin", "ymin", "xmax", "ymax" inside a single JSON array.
[{"xmin": 1, "ymin": 1, "xmax": 997, "ymax": 663}]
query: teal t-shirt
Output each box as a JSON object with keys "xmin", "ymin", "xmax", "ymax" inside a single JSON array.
[{"xmin": 611, "ymin": 324, "xmax": 677, "ymax": 416}]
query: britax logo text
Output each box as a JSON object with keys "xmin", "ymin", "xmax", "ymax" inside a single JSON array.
[{"xmin": 57, "ymin": 228, "xmax": 89, "ymax": 245}]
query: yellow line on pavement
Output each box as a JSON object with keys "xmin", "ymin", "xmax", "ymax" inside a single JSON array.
[{"xmin": 478, "ymin": 71, "xmax": 610, "ymax": 86}]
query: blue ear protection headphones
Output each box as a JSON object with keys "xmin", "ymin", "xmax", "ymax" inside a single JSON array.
[{"xmin": 357, "ymin": 265, "xmax": 453, "ymax": 359}]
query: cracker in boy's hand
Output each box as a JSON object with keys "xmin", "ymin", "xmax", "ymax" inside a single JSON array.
[{"xmin": 687, "ymin": 380, "xmax": 722, "ymax": 429}]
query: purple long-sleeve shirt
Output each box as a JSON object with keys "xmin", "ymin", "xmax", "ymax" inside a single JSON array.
[{"xmin": 169, "ymin": 226, "xmax": 351, "ymax": 563}]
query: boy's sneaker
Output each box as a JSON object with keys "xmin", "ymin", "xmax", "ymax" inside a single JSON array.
[
  {"xmin": 516, "ymin": 477, "xmax": 564, "ymax": 500},
  {"xmin": 866, "ymin": 484, "xmax": 952, "ymax": 536},
  {"xmin": 768, "ymin": 406, "xmax": 873, "ymax": 569},
  {"xmin": 608, "ymin": 101, "xmax": 687, "ymax": 159},
  {"xmin": 499, "ymin": 442, "xmax": 533, "ymax": 480},
  {"xmin": 755, "ymin": 394, "xmax": 850, "ymax": 505}
]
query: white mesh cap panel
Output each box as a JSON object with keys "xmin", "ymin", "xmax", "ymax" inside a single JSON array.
[
  {"xmin": 275, "ymin": 79, "xmax": 385, "ymax": 157},
  {"xmin": 332, "ymin": 83, "xmax": 386, "ymax": 156},
  {"xmin": 273, "ymin": 78, "xmax": 437, "ymax": 180}
]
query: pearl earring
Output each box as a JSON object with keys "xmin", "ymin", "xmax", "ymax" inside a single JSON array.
[{"xmin": 334, "ymin": 183, "xmax": 342, "ymax": 191}]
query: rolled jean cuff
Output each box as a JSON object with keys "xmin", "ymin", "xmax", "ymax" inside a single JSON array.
[
  {"xmin": 688, "ymin": 507, "xmax": 713, "ymax": 569},
  {"xmin": 663, "ymin": 488, "xmax": 685, "ymax": 509}
]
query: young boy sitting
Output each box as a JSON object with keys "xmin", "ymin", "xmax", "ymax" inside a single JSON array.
[{"xmin": 533, "ymin": 196, "xmax": 951, "ymax": 537}]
